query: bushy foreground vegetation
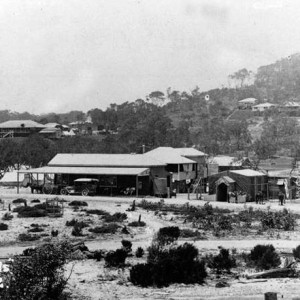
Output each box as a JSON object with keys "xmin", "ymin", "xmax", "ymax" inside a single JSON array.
[{"xmin": 0, "ymin": 241, "xmax": 72, "ymax": 300}]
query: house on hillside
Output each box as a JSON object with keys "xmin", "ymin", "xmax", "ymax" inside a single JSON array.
[
  {"xmin": 252, "ymin": 102, "xmax": 277, "ymax": 112},
  {"xmin": 279, "ymin": 101, "xmax": 300, "ymax": 113},
  {"xmin": 39, "ymin": 127, "xmax": 62, "ymax": 139},
  {"xmin": 0, "ymin": 120, "xmax": 46, "ymax": 138},
  {"xmin": 238, "ymin": 98, "xmax": 258, "ymax": 110}
]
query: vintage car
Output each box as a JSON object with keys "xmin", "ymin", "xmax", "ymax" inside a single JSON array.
[{"xmin": 60, "ymin": 178, "xmax": 99, "ymax": 196}]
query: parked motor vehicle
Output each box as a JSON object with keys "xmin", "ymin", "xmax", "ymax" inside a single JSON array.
[{"xmin": 60, "ymin": 178, "xmax": 99, "ymax": 196}]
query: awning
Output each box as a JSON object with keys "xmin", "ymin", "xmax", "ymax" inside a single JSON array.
[{"xmin": 18, "ymin": 166, "xmax": 150, "ymax": 176}]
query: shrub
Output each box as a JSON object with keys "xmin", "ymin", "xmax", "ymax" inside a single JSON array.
[
  {"xmin": 18, "ymin": 233, "xmax": 41, "ymax": 242},
  {"xmin": 66, "ymin": 219, "xmax": 89, "ymax": 228},
  {"xmin": 128, "ymin": 221, "xmax": 146, "ymax": 227},
  {"xmin": 17, "ymin": 206, "xmax": 47, "ymax": 218},
  {"xmin": 72, "ymin": 224, "xmax": 84, "ymax": 236},
  {"xmin": 130, "ymin": 242, "xmax": 207, "ymax": 287},
  {"xmin": 180, "ymin": 229, "xmax": 206, "ymax": 239},
  {"xmin": 261, "ymin": 209, "xmax": 296, "ymax": 231},
  {"xmin": 102, "ymin": 212, "xmax": 127, "ymax": 223},
  {"xmin": 86, "ymin": 209, "xmax": 110, "ymax": 216},
  {"xmin": 68, "ymin": 200, "xmax": 88, "ymax": 207},
  {"xmin": 51, "ymin": 230, "xmax": 59, "ymax": 237},
  {"xmin": 249, "ymin": 244, "xmax": 281, "ymax": 270},
  {"xmin": 31, "ymin": 199, "xmax": 40, "ymax": 203},
  {"xmin": 12, "ymin": 198, "xmax": 27, "ymax": 205},
  {"xmin": 28, "ymin": 227, "xmax": 44, "ymax": 233},
  {"xmin": 206, "ymin": 248, "xmax": 236, "ymax": 273},
  {"xmin": 94, "ymin": 250, "xmax": 103, "ymax": 261},
  {"xmin": 89, "ymin": 223, "xmax": 119, "ymax": 234},
  {"xmin": 105, "ymin": 249, "xmax": 128, "ymax": 267},
  {"xmin": 293, "ymin": 245, "xmax": 300, "ymax": 260},
  {"xmin": 156, "ymin": 226, "xmax": 180, "ymax": 245},
  {"xmin": 135, "ymin": 247, "xmax": 144, "ymax": 258},
  {"xmin": 121, "ymin": 240, "xmax": 132, "ymax": 253},
  {"xmin": 0, "ymin": 223, "xmax": 8, "ymax": 230},
  {"xmin": 2, "ymin": 213, "xmax": 13, "ymax": 221},
  {"xmin": 0, "ymin": 241, "xmax": 72, "ymax": 300}
]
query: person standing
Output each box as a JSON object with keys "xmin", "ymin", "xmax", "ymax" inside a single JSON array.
[{"xmin": 278, "ymin": 191, "xmax": 284, "ymax": 206}]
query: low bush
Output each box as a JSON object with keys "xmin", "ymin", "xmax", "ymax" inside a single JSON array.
[
  {"xmin": 31, "ymin": 199, "xmax": 40, "ymax": 203},
  {"xmin": 180, "ymin": 229, "xmax": 206, "ymax": 239},
  {"xmin": 156, "ymin": 226, "xmax": 180, "ymax": 245},
  {"xmin": 51, "ymin": 229, "xmax": 59, "ymax": 237},
  {"xmin": 17, "ymin": 206, "xmax": 47, "ymax": 218},
  {"xmin": 261, "ymin": 209, "xmax": 296, "ymax": 231},
  {"xmin": 2, "ymin": 213, "xmax": 13, "ymax": 221},
  {"xmin": 66, "ymin": 219, "xmax": 89, "ymax": 228},
  {"xmin": 128, "ymin": 221, "xmax": 146, "ymax": 227},
  {"xmin": 86, "ymin": 209, "xmax": 110, "ymax": 216},
  {"xmin": 18, "ymin": 233, "xmax": 41, "ymax": 242},
  {"xmin": 102, "ymin": 212, "xmax": 127, "ymax": 223},
  {"xmin": 12, "ymin": 198, "xmax": 27, "ymax": 205},
  {"xmin": 105, "ymin": 249, "xmax": 128, "ymax": 267},
  {"xmin": 94, "ymin": 250, "xmax": 104, "ymax": 261},
  {"xmin": 206, "ymin": 248, "xmax": 236, "ymax": 273},
  {"xmin": 89, "ymin": 223, "xmax": 119, "ymax": 234},
  {"xmin": 135, "ymin": 247, "xmax": 144, "ymax": 258},
  {"xmin": 121, "ymin": 240, "xmax": 132, "ymax": 253},
  {"xmin": 72, "ymin": 224, "xmax": 84, "ymax": 236},
  {"xmin": 293, "ymin": 245, "xmax": 300, "ymax": 260},
  {"xmin": 0, "ymin": 241, "xmax": 72, "ymax": 299},
  {"xmin": 68, "ymin": 201, "xmax": 88, "ymax": 207},
  {"xmin": 28, "ymin": 227, "xmax": 44, "ymax": 233},
  {"xmin": 0, "ymin": 223, "xmax": 8, "ymax": 230},
  {"xmin": 130, "ymin": 242, "xmax": 207, "ymax": 287},
  {"xmin": 249, "ymin": 244, "xmax": 281, "ymax": 270}
]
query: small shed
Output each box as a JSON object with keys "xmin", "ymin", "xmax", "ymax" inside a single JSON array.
[
  {"xmin": 229, "ymin": 169, "xmax": 268, "ymax": 201},
  {"xmin": 215, "ymin": 176, "xmax": 236, "ymax": 202}
]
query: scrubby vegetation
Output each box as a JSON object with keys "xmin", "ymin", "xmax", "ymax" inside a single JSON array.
[
  {"xmin": 89, "ymin": 223, "xmax": 119, "ymax": 234},
  {"xmin": 69, "ymin": 200, "xmax": 88, "ymax": 207},
  {"xmin": 206, "ymin": 247, "xmax": 236, "ymax": 273},
  {"xmin": 0, "ymin": 241, "xmax": 72, "ymax": 300},
  {"xmin": 0, "ymin": 223, "xmax": 8, "ymax": 230},
  {"xmin": 130, "ymin": 227, "xmax": 207, "ymax": 287},
  {"xmin": 247, "ymin": 244, "xmax": 281, "ymax": 270}
]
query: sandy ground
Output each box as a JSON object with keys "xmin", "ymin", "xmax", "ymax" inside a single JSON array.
[{"xmin": 1, "ymin": 187, "xmax": 300, "ymax": 299}]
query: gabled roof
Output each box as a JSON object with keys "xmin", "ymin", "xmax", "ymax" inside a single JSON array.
[
  {"xmin": 48, "ymin": 153, "xmax": 166, "ymax": 167},
  {"xmin": 144, "ymin": 147, "xmax": 197, "ymax": 164},
  {"xmin": 0, "ymin": 120, "xmax": 46, "ymax": 128},
  {"xmin": 39, "ymin": 127, "xmax": 61, "ymax": 133},
  {"xmin": 238, "ymin": 98, "xmax": 257, "ymax": 104},
  {"xmin": 230, "ymin": 169, "xmax": 265, "ymax": 177},
  {"xmin": 44, "ymin": 123, "xmax": 61, "ymax": 128}
]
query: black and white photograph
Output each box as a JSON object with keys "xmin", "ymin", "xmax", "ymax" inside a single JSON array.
[{"xmin": 0, "ymin": 0, "xmax": 300, "ymax": 299}]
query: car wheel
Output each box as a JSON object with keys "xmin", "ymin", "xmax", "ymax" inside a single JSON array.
[
  {"xmin": 82, "ymin": 189, "xmax": 89, "ymax": 196},
  {"xmin": 43, "ymin": 184, "xmax": 53, "ymax": 195},
  {"xmin": 60, "ymin": 188, "xmax": 68, "ymax": 196}
]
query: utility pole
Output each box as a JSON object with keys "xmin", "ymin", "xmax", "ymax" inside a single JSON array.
[{"xmin": 142, "ymin": 144, "xmax": 145, "ymax": 154}]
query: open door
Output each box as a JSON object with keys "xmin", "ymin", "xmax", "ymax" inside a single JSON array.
[{"xmin": 216, "ymin": 182, "xmax": 228, "ymax": 202}]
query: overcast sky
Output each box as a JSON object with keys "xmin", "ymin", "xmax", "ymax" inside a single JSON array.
[{"xmin": 0, "ymin": 0, "xmax": 300, "ymax": 114}]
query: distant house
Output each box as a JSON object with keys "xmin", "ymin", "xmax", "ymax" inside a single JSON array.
[
  {"xmin": 252, "ymin": 102, "xmax": 277, "ymax": 112},
  {"xmin": 0, "ymin": 120, "xmax": 46, "ymax": 138},
  {"xmin": 39, "ymin": 127, "xmax": 62, "ymax": 139},
  {"xmin": 238, "ymin": 98, "xmax": 258, "ymax": 110},
  {"xmin": 279, "ymin": 101, "xmax": 300, "ymax": 113}
]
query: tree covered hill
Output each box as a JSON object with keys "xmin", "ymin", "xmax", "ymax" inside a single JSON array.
[{"xmin": 2, "ymin": 53, "xmax": 300, "ymax": 159}]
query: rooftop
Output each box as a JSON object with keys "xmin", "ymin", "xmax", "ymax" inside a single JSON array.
[
  {"xmin": 48, "ymin": 153, "xmax": 166, "ymax": 167},
  {"xmin": 230, "ymin": 169, "xmax": 265, "ymax": 177},
  {"xmin": 0, "ymin": 120, "xmax": 46, "ymax": 129}
]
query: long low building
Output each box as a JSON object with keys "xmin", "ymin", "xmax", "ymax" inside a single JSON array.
[{"xmin": 17, "ymin": 147, "xmax": 207, "ymax": 197}]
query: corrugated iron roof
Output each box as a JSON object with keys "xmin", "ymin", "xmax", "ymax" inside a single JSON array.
[
  {"xmin": 209, "ymin": 156, "xmax": 243, "ymax": 167},
  {"xmin": 0, "ymin": 120, "xmax": 46, "ymax": 128},
  {"xmin": 18, "ymin": 166, "xmax": 150, "ymax": 176},
  {"xmin": 238, "ymin": 98, "xmax": 257, "ymax": 104},
  {"xmin": 171, "ymin": 147, "xmax": 207, "ymax": 157},
  {"xmin": 48, "ymin": 153, "xmax": 166, "ymax": 167},
  {"xmin": 144, "ymin": 147, "xmax": 197, "ymax": 164},
  {"xmin": 230, "ymin": 169, "xmax": 265, "ymax": 177}
]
